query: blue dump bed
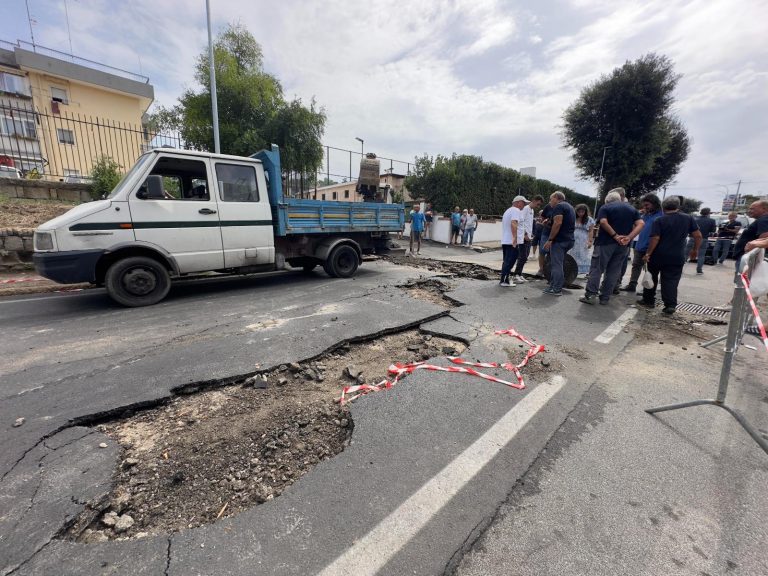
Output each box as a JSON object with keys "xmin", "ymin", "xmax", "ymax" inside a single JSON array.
[{"xmin": 253, "ymin": 145, "xmax": 405, "ymax": 237}]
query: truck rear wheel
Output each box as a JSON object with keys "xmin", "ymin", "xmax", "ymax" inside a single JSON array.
[
  {"xmin": 327, "ymin": 245, "xmax": 359, "ymax": 278},
  {"xmin": 105, "ymin": 256, "xmax": 171, "ymax": 307}
]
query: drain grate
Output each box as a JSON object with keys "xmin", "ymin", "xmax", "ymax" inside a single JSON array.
[{"xmin": 668, "ymin": 302, "xmax": 730, "ymax": 318}]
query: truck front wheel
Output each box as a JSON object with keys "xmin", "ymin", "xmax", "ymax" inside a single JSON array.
[
  {"xmin": 327, "ymin": 245, "xmax": 359, "ymax": 278},
  {"xmin": 105, "ymin": 256, "xmax": 171, "ymax": 307}
]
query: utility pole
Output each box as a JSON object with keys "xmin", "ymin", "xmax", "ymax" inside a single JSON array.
[
  {"xmin": 25, "ymin": 0, "xmax": 36, "ymax": 50},
  {"xmin": 735, "ymin": 179, "xmax": 742, "ymax": 209},
  {"xmin": 206, "ymin": 0, "xmax": 221, "ymax": 154},
  {"xmin": 593, "ymin": 146, "xmax": 612, "ymax": 214}
]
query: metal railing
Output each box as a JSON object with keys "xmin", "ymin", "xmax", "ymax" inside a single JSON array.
[
  {"xmin": 646, "ymin": 247, "xmax": 768, "ymax": 454},
  {"xmin": 0, "ymin": 98, "xmax": 181, "ymax": 179}
]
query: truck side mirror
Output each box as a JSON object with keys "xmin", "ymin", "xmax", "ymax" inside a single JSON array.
[{"xmin": 138, "ymin": 175, "xmax": 165, "ymax": 200}]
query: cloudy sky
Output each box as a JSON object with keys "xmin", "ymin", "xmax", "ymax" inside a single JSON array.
[{"xmin": 2, "ymin": 0, "xmax": 767, "ymax": 207}]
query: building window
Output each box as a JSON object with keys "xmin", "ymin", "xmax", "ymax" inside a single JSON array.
[
  {"xmin": 332, "ymin": 191, "xmax": 337, "ymax": 200},
  {"xmin": 1, "ymin": 115, "xmax": 36, "ymax": 139},
  {"xmin": 63, "ymin": 169, "xmax": 80, "ymax": 176},
  {"xmin": 57, "ymin": 128, "xmax": 75, "ymax": 145},
  {"xmin": 51, "ymin": 87, "xmax": 69, "ymax": 104},
  {"xmin": 0, "ymin": 72, "xmax": 31, "ymax": 97},
  {"xmin": 344, "ymin": 190, "xmax": 349, "ymax": 198},
  {"xmin": 322, "ymin": 193, "xmax": 326, "ymax": 200}
]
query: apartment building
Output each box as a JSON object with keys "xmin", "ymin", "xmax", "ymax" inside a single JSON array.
[{"xmin": 0, "ymin": 40, "xmax": 154, "ymax": 180}]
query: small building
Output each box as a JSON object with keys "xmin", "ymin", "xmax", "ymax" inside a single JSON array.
[{"xmin": 0, "ymin": 39, "xmax": 154, "ymax": 180}]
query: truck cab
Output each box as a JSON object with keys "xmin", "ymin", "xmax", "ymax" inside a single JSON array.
[{"xmin": 33, "ymin": 147, "xmax": 403, "ymax": 306}]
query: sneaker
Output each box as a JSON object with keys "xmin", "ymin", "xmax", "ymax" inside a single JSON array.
[
  {"xmin": 599, "ymin": 299, "xmax": 610, "ymax": 305},
  {"xmin": 579, "ymin": 294, "xmax": 596, "ymax": 305},
  {"xmin": 513, "ymin": 275, "xmax": 527, "ymax": 283},
  {"xmin": 499, "ymin": 281, "xmax": 515, "ymax": 287},
  {"xmin": 662, "ymin": 306, "xmax": 676, "ymax": 315},
  {"xmin": 612, "ymin": 287, "xmax": 620, "ymax": 295},
  {"xmin": 620, "ymin": 284, "xmax": 637, "ymax": 292},
  {"xmin": 543, "ymin": 288, "xmax": 562, "ymax": 296}
]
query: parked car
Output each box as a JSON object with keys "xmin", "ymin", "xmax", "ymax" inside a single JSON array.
[
  {"xmin": 63, "ymin": 175, "xmax": 93, "ymax": 184},
  {"xmin": 703, "ymin": 214, "xmax": 753, "ymax": 263},
  {"xmin": 0, "ymin": 165, "xmax": 22, "ymax": 179}
]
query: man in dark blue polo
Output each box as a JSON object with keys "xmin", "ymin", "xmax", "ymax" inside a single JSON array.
[{"xmin": 542, "ymin": 191, "xmax": 576, "ymax": 296}]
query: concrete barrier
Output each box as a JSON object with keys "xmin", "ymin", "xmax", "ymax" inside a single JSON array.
[{"xmin": 0, "ymin": 177, "xmax": 92, "ymax": 203}]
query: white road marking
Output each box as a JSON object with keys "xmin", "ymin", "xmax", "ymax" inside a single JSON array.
[
  {"xmin": 316, "ymin": 375, "xmax": 567, "ymax": 576},
  {"xmin": 594, "ymin": 308, "xmax": 637, "ymax": 343}
]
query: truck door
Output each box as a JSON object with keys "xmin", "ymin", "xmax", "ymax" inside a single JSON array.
[
  {"xmin": 213, "ymin": 160, "xmax": 275, "ymax": 267},
  {"xmin": 128, "ymin": 154, "xmax": 225, "ymax": 273}
]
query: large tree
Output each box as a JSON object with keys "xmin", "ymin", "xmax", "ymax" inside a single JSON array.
[
  {"xmin": 405, "ymin": 153, "xmax": 591, "ymax": 216},
  {"xmin": 149, "ymin": 24, "xmax": 325, "ymax": 189},
  {"xmin": 562, "ymin": 53, "xmax": 690, "ymax": 201}
]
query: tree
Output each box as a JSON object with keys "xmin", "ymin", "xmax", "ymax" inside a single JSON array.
[
  {"xmin": 679, "ymin": 196, "xmax": 703, "ymax": 214},
  {"xmin": 89, "ymin": 155, "xmax": 122, "ymax": 199},
  {"xmin": 562, "ymin": 53, "xmax": 690, "ymax": 201},
  {"xmin": 405, "ymin": 153, "xmax": 591, "ymax": 216},
  {"xmin": 148, "ymin": 24, "xmax": 326, "ymax": 189}
]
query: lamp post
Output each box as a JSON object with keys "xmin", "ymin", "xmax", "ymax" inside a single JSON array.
[
  {"xmin": 206, "ymin": 0, "xmax": 221, "ymax": 154},
  {"xmin": 593, "ymin": 146, "xmax": 612, "ymax": 214},
  {"xmin": 355, "ymin": 137, "xmax": 364, "ymax": 157}
]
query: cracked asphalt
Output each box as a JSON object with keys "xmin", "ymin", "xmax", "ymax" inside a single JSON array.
[{"xmin": 2, "ymin": 255, "xmax": 766, "ymax": 575}]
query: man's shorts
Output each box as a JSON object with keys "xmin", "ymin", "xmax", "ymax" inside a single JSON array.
[
  {"xmin": 411, "ymin": 230, "xmax": 422, "ymax": 241},
  {"xmin": 539, "ymin": 233, "xmax": 550, "ymax": 254},
  {"xmin": 452, "ymin": 225, "xmax": 461, "ymax": 235}
]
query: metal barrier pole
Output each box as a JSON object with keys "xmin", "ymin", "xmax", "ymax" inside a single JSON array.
[{"xmin": 645, "ymin": 248, "xmax": 768, "ymax": 455}]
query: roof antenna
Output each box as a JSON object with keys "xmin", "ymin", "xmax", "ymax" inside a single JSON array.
[
  {"xmin": 63, "ymin": 0, "xmax": 75, "ymax": 60},
  {"xmin": 25, "ymin": 0, "xmax": 36, "ymax": 50}
]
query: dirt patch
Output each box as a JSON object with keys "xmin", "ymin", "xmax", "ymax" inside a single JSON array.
[
  {"xmin": 397, "ymin": 277, "xmax": 461, "ymax": 308},
  {"xmin": 504, "ymin": 346, "xmax": 563, "ymax": 378},
  {"xmin": 65, "ymin": 329, "xmax": 465, "ymax": 542},
  {"xmin": 0, "ymin": 197, "xmax": 75, "ymax": 229},
  {"xmin": 385, "ymin": 254, "xmax": 498, "ymax": 280}
]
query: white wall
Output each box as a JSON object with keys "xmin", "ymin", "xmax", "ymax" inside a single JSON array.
[{"xmin": 404, "ymin": 215, "xmax": 502, "ymax": 244}]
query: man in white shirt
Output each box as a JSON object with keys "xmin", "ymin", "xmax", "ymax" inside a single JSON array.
[
  {"xmin": 512, "ymin": 195, "xmax": 543, "ymax": 283},
  {"xmin": 500, "ymin": 196, "xmax": 528, "ymax": 287}
]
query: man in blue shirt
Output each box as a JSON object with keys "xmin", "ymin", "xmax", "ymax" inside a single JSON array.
[
  {"xmin": 409, "ymin": 204, "xmax": 426, "ymax": 255},
  {"xmin": 450, "ymin": 206, "xmax": 462, "ymax": 245},
  {"xmin": 580, "ymin": 190, "xmax": 644, "ymax": 304},
  {"xmin": 542, "ymin": 191, "xmax": 576, "ymax": 295},
  {"xmin": 620, "ymin": 193, "xmax": 663, "ymax": 292}
]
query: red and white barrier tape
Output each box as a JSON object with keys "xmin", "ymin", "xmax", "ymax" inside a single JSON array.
[
  {"xmin": 338, "ymin": 327, "xmax": 546, "ymax": 404},
  {"xmin": 740, "ymin": 272, "xmax": 768, "ymax": 353}
]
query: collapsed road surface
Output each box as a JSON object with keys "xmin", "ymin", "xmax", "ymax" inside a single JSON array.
[{"xmin": 2, "ymin": 258, "xmax": 758, "ymax": 575}]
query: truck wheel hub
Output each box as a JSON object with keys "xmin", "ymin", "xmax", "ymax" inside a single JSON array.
[{"xmin": 123, "ymin": 268, "xmax": 156, "ymax": 295}]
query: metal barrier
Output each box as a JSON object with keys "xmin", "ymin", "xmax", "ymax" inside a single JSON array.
[{"xmin": 645, "ymin": 247, "xmax": 767, "ymax": 454}]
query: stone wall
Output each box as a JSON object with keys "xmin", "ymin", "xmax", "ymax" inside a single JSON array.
[
  {"xmin": 1, "ymin": 228, "xmax": 34, "ymax": 271},
  {"xmin": 0, "ymin": 177, "xmax": 92, "ymax": 203}
]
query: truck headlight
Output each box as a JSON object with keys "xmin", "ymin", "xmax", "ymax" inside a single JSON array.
[{"xmin": 34, "ymin": 231, "xmax": 54, "ymax": 251}]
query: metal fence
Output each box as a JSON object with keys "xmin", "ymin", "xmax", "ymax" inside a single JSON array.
[{"xmin": 0, "ymin": 98, "xmax": 180, "ymax": 180}]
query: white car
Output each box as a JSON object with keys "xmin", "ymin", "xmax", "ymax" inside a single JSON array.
[{"xmin": 0, "ymin": 165, "xmax": 22, "ymax": 179}]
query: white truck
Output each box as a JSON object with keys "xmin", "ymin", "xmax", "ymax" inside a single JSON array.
[{"xmin": 33, "ymin": 146, "xmax": 404, "ymax": 306}]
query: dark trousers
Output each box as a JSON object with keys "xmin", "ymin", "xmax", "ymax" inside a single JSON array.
[
  {"xmin": 500, "ymin": 244, "xmax": 519, "ymax": 283},
  {"xmin": 549, "ymin": 240, "xmax": 575, "ymax": 292},
  {"xmin": 585, "ymin": 243, "xmax": 629, "ymax": 300},
  {"xmin": 625, "ymin": 249, "xmax": 646, "ymax": 288},
  {"xmin": 642, "ymin": 261, "xmax": 684, "ymax": 308},
  {"xmin": 513, "ymin": 240, "xmax": 531, "ymax": 275}
]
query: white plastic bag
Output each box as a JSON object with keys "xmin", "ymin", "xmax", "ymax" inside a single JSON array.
[
  {"xmin": 641, "ymin": 265, "xmax": 654, "ymax": 289},
  {"xmin": 749, "ymin": 258, "xmax": 768, "ymax": 298}
]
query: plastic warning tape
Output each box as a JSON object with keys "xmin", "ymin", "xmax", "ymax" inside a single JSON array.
[
  {"xmin": 740, "ymin": 273, "xmax": 768, "ymax": 353},
  {"xmin": 338, "ymin": 326, "xmax": 547, "ymax": 405},
  {"xmin": 0, "ymin": 277, "xmax": 43, "ymax": 284}
]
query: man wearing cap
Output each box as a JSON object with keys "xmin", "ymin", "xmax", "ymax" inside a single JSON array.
[
  {"xmin": 511, "ymin": 195, "xmax": 543, "ymax": 283},
  {"xmin": 579, "ymin": 189, "xmax": 644, "ymax": 305},
  {"xmin": 499, "ymin": 196, "xmax": 527, "ymax": 287}
]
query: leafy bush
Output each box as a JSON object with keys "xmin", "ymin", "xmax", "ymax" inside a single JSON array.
[{"xmin": 89, "ymin": 155, "xmax": 122, "ymax": 199}]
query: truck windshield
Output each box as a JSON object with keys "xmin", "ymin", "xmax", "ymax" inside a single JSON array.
[{"xmin": 106, "ymin": 153, "xmax": 154, "ymax": 199}]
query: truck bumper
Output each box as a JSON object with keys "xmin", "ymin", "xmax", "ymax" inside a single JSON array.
[{"xmin": 33, "ymin": 250, "xmax": 104, "ymax": 284}]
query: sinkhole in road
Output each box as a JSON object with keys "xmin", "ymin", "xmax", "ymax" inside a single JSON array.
[{"xmin": 64, "ymin": 329, "xmax": 466, "ymax": 543}]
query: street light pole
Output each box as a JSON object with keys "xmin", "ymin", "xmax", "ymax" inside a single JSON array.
[
  {"xmin": 355, "ymin": 137, "xmax": 364, "ymax": 157},
  {"xmin": 593, "ymin": 146, "xmax": 611, "ymax": 214},
  {"xmin": 206, "ymin": 0, "xmax": 221, "ymax": 154}
]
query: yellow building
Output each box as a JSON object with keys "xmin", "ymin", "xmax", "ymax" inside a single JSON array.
[{"xmin": 0, "ymin": 40, "xmax": 154, "ymax": 180}]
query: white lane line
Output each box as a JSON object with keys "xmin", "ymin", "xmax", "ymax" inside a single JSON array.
[
  {"xmin": 316, "ymin": 375, "xmax": 567, "ymax": 576},
  {"xmin": 594, "ymin": 308, "xmax": 637, "ymax": 344}
]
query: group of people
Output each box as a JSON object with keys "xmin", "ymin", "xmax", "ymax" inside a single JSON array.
[
  {"xmin": 499, "ymin": 189, "xmax": 768, "ymax": 315},
  {"xmin": 408, "ymin": 203, "xmax": 481, "ymax": 255}
]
